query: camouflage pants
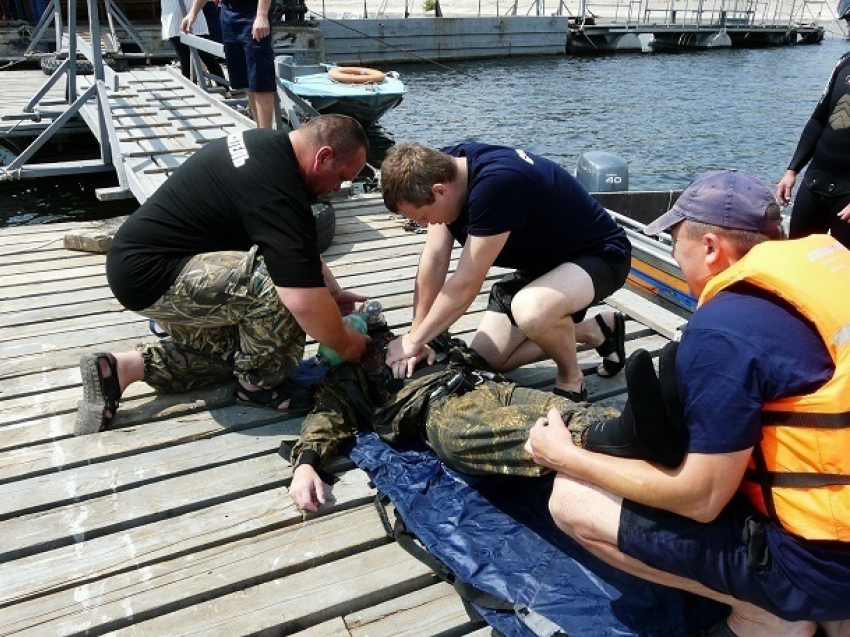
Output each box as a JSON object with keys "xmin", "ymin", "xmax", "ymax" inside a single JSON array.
[
  {"xmin": 426, "ymin": 381, "xmax": 619, "ymax": 478},
  {"xmin": 137, "ymin": 247, "xmax": 305, "ymax": 393}
]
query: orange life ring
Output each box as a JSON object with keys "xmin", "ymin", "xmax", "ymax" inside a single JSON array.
[{"xmin": 328, "ymin": 66, "xmax": 386, "ymax": 84}]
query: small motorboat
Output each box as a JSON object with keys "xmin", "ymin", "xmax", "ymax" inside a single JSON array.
[{"xmin": 276, "ymin": 55, "xmax": 406, "ymax": 128}]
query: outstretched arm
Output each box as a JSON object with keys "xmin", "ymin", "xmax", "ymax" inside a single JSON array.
[
  {"xmin": 386, "ymin": 231, "xmax": 508, "ymax": 374},
  {"xmin": 526, "ymin": 408, "xmax": 752, "ymax": 522}
]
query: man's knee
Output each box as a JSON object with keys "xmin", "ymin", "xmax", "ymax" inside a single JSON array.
[{"xmin": 510, "ymin": 289, "xmax": 553, "ymax": 335}]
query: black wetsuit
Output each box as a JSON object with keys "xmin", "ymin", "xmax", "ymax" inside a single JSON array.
[{"xmin": 786, "ymin": 52, "xmax": 850, "ymax": 247}]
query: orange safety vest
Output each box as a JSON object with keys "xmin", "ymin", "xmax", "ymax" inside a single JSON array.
[{"xmin": 699, "ymin": 234, "xmax": 850, "ymax": 542}]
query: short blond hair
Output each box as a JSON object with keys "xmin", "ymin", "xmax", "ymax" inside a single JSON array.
[{"xmin": 380, "ymin": 143, "xmax": 457, "ymax": 212}]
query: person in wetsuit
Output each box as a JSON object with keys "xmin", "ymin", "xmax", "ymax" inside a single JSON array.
[{"xmin": 777, "ymin": 51, "xmax": 850, "ymax": 248}]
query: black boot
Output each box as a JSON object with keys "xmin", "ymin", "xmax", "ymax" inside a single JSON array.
[{"xmin": 583, "ymin": 343, "xmax": 684, "ymax": 468}]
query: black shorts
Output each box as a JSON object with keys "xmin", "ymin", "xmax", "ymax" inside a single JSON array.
[
  {"xmin": 486, "ymin": 255, "xmax": 630, "ymax": 326},
  {"xmin": 618, "ymin": 495, "xmax": 846, "ymax": 621}
]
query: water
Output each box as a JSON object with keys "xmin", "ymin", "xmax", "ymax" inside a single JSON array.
[{"xmin": 2, "ymin": 37, "xmax": 848, "ymax": 226}]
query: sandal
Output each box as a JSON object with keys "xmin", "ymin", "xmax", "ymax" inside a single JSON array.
[
  {"xmin": 76, "ymin": 353, "xmax": 121, "ymax": 436},
  {"xmin": 594, "ymin": 312, "xmax": 626, "ymax": 378},
  {"xmin": 234, "ymin": 379, "xmax": 314, "ymax": 414},
  {"xmin": 553, "ymin": 384, "xmax": 588, "ymax": 403}
]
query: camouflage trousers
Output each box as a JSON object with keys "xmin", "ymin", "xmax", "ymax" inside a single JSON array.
[
  {"xmin": 137, "ymin": 247, "xmax": 305, "ymax": 393},
  {"xmin": 425, "ymin": 381, "xmax": 619, "ymax": 478}
]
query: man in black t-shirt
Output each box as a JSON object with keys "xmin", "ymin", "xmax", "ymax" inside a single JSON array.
[
  {"xmin": 76, "ymin": 115, "xmax": 372, "ymax": 436},
  {"xmin": 379, "ymin": 143, "xmax": 632, "ymax": 401}
]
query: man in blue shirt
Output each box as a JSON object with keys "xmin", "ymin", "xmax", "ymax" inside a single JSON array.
[
  {"xmin": 527, "ymin": 170, "xmax": 850, "ymax": 636},
  {"xmin": 379, "ymin": 143, "xmax": 632, "ymax": 399}
]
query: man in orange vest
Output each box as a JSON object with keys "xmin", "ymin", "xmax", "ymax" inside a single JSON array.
[{"xmin": 526, "ymin": 170, "xmax": 850, "ymax": 636}]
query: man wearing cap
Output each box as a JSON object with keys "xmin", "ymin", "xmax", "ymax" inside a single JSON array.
[{"xmin": 526, "ymin": 170, "xmax": 850, "ymax": 636}]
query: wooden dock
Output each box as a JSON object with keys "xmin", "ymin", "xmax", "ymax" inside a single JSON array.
[{"xmin": 0, "ymin": 192, "xmax": 686, "ymax": 635}]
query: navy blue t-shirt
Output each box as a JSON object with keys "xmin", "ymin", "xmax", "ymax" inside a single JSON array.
[
  {"xmin": 441, "ymin": 143, "xmax": 630, "ymax": 274},
  {"xmin": 678, "ymin": 283, "xmax": 850, "ymax": 600}
]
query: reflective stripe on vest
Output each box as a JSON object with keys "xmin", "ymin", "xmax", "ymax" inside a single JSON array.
[{"xmin": 700, "ymin": 235, "xmax": 850, "ymax": 541}]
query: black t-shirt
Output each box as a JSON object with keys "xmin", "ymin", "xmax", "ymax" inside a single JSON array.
[
  {"xmin": 442, "ymin": 142, "xmax": 630, "ymax": 275},
  {"xmin": 107, "ymin": 129, "xmax": 324, "ymax": 311}
]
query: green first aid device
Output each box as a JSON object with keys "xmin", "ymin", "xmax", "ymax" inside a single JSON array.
[{"xmin": 316, "ymin": 313, "xmax": 369, "ymax": 366}]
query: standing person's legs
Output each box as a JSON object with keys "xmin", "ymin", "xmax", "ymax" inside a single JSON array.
[
  {"xmin": 221, "ymin": 2, "xmax": 275, "ymax": 128},
  {"xmin": 548, "ymin": 476, "xmax": 818, "ymax": 637},
  {"xmin": 827, "ymin": 192, "xmax": 850, "ymax": 249},
  {"xmin": 789, "ymin": 182, "xmax": 831, "ymax": 239},
  {"xmin": 168, "ymin": 36, "xmax": 192, "ymax": 78}
]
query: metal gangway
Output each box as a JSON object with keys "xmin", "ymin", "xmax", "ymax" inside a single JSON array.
[{"xmin": 0, "ymin": 0, "xmax": 259, "ymax": 204}]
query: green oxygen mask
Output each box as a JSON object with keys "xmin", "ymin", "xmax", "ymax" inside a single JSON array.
[{"xmin": 316, "ymin": 300, "xmax": 385, "ymax": 367}]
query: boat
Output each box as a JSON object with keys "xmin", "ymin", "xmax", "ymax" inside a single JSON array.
[{"xmin": 275, "ymin": 55, "xmax": 406, "ymax": 128}]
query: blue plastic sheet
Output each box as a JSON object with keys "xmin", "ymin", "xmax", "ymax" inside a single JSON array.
[{"xmin": 350, "ymin": 432, "xmax": 726, "ymax": 637}]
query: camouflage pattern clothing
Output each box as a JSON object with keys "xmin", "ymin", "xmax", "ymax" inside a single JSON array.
[
  {"xmin": 289, "ymin": 331, "xmax": 619, "ymax": 478},
  {"xmin": 137, "ymin": 247, "xmax": 305, "ymax": 393}
]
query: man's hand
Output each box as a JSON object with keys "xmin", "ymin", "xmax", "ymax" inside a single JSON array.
[
  {"xmin": 388, "ymin": 344, "xmax": 436, "ymax": 380},
  {"xmin": 385, "ymin": 334, "xmax": 426, "ymax": 371},
  {"xmin": 776, "ymin": 170, "xmax": 797, "ymax": 207},
  {"xmin": 290, "ymin": 464, "xmax": 326, "ymax": 513},
  {"xmin": 838, "ymin": 202, "xmax": 850, "ymax": 223},
  {"xmin": 180, "ymin": 13, "xmax": 196, "ymax": 33},
  {"xmin": 252, "ymin": 13, "xmax": 270, "ymax": 40},
  {"xmin": 331, "ymin": 290, "xmax": 368, "ymax": 316},
  {"xmin": 338, "ymin": 322, "xmax": 371, "ymax": 363},
  {"xmin": 525, "ymin": 408, "xmax": 577, "ymax": 471}
]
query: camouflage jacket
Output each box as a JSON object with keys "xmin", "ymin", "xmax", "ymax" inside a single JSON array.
[{"xmin": 288, "ymin": 330, "xmax": 505, "ymax": 469}]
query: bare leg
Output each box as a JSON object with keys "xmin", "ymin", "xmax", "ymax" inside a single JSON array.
[
  {"xmin": 248, "ymin": 90, "xmax": 274, "ymax": 129},
  {"xmin": 549, "ymin": 475, "xmax": 818, "ymax": 637},
  {"xmin": 99, "ymin": 351, "xmax": 146, "ymax": 418}
]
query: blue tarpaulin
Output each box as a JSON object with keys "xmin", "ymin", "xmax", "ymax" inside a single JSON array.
[{"xmin": 349, "ymin": 432, "xmax": 726, "ymax": 637}]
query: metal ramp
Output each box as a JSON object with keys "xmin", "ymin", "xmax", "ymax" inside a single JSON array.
[
  {"xmin": 0, "ymin": 0, "xmax": 256, "ymax": 203},
  {"xmin": 74, "ymin": 66, "xmax": 256, "ymax": 203}
]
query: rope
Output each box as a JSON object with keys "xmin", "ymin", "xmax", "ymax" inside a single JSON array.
[{"xmin": 306, "ymin": 10, "xmax": 478, "ymax": 79}]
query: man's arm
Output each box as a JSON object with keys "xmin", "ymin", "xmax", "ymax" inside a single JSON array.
[
  {"xmin": 277, "ymin": 286, "xmax": 369, "ymax": 362},
  {"xmin": 180, "ymin": 0, "xmax": 209, "ymax": 32},
  {"xmin": 289, "ymin": 374, "xmax": 367, "ymax": 512},
  {"xmin": 410, "ymin": 223, "xmax": 454, "ymax": 332},
  {"xmin": 527, "ymin": 408, "xmax": 751, "ymax": 522},
  {"xmin": 252, "ymin": 0, "xmax": 271, "ymax": 41},
  {"xmin": 321, "ymin": 260, "xmax": 367, "ymax": 315},
  {"xmin": 386, "ymin": 231, "xmax": 509, "ymax": 371}
]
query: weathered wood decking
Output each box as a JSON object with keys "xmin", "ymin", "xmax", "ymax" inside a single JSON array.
[{"xmin": 0, "ymin": 193, "xmax": 685, "ymax": 635}]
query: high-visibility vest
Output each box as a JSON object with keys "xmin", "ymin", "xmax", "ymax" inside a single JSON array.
[{"xmin": 699, "ymin": 235, "xmax": 850, "ymax": 541}]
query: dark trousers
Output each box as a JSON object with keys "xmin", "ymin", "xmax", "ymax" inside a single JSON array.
[{"xmin": 168, "ymin": 35, "xmax": 226, "ymax": 86}]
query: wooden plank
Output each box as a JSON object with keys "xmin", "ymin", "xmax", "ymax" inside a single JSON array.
[
  {"xmin": 106, "ymin": 543, "xmax": 436, "ymax": 636},
  {"xmin": 1, "ymin": 473, "xmax": 377, "ymax": 619},
  {"xmin": 345, "ymin": 582, "xmax": 483, "ymax": 636}
]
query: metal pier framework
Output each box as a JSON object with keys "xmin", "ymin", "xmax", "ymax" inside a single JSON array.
[{"xmin": 0, "ymin": 0, "xmax": 255, "ymax": 203}]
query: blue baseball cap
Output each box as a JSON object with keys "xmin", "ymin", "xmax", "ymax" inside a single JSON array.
[{"xmin": 644, "ymin": 169, "xmax": 783, "ymax": 239}]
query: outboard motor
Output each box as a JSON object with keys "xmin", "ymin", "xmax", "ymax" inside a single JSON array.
[{"xmin": 575, "ymin": 151, "xmax": 629, "ymax": 192}]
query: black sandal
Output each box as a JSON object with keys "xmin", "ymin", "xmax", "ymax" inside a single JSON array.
[
  {"xmin": 595, "ymin": 312, "xmax": 626, "ymax": 378},
  {"xmin": 553, "ymin": 384, "xmax": 588, "ymax": 403},
  {"xmin": 234, "ymin": 379, "xmax": 314, "ymax": 414},
  {"xmin": 76, "ymin": 353, "xmax": 122, "ymax": 435}
]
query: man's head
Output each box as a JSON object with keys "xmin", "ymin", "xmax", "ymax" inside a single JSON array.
[
  {"xmin": 293, "ymin": 115, "xmax": 369, "ymax": 195},
  {"xmin": 644, "ymin": 169, "xmax": 784, "ymax": 296},
  {"xmin": 380, "ymin": 143, "xmax": 464, "ymax": 226}
]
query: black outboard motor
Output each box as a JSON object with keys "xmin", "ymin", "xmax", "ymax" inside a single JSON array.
[{"xmin": 575, "ymin": 151, "xmax": 629, "ymax": 193}]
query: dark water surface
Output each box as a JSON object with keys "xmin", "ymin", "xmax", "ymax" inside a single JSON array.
[{"xmin": 2, "ymin": 37, "xmax": 848, "ymax": 226}]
